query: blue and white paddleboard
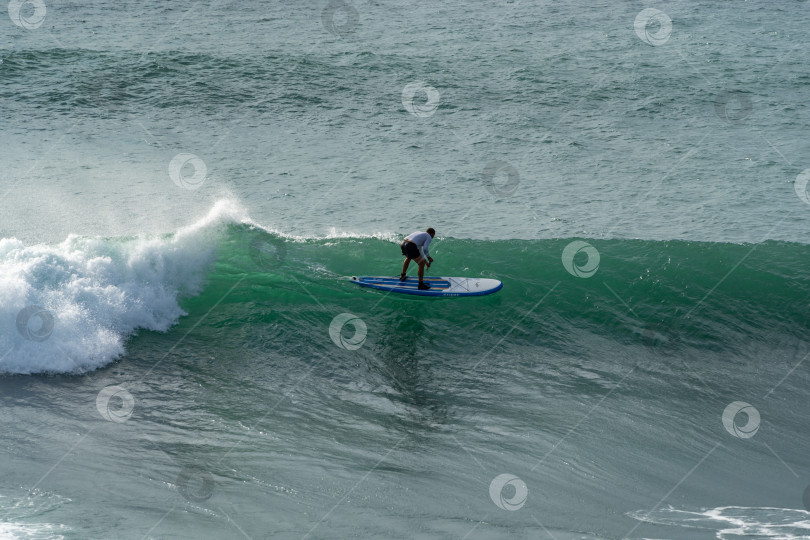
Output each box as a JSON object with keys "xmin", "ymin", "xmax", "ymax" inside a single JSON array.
[{"xmin": 351, "ymin": 276, "xmax": 503, "ymax": 297}]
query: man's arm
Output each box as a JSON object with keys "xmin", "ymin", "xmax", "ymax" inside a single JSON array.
[{"xmin": 422, "ymin": 236, "xmax": 433, "ymax": 265}]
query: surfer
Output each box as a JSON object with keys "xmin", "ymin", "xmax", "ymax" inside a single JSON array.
[{"xmin": 400, "ymin": 228, "xmax": 435, "ymax": 290}]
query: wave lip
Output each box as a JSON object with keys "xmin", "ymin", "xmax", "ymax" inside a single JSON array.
[{"xmin": 0, "ymin": 201, "xmax": 247, "ymax": 375}]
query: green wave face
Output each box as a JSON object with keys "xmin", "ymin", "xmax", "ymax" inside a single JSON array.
[{"xmin": 189, "ymin": 226, "xmax": 810, "ymax": 359}]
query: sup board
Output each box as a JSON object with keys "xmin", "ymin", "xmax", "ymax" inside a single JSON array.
[{"xmin": 351, "ymin": 276, "xmax": 502, "ymax": 297}]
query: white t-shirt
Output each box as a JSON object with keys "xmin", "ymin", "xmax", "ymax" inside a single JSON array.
[{"xmin": 405, "ymin": 231, "xmax": 432, "ymax": 258}]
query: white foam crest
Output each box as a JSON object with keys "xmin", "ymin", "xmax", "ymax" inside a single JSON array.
[
  {"xmin": 0, "ymin": 522, "xmax": 67, "ymax": 540},
  {"xmin": 0, "ymin": 200, "xmax": 250, "ymax": 374},
  {"xmin": 245, "ymin": 224, "xmax": 401, "ymax": 243},
  {"xmin": 323, "ymin": 227, "xmax": 401, "ymax": 243},
  {"xmin": 0, "ymin": 492, "xmax": 70, "ymax": 539},
  {"xmin": 628, "ymin": 505, "xmax": 810, "ymax": 538}
]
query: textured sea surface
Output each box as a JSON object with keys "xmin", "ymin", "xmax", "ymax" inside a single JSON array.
[{"xmin": 2, "ymin": 1, "xmax": 810, "ymax": 538}]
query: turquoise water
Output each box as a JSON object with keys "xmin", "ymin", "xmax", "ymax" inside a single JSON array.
[{"xmin": 3, "ymin": 1, "xmax": 810, "ymax": 538}]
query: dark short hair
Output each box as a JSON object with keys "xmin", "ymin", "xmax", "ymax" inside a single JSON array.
[{"xmin": 426, "ymin": 227, "xmax": 436, "ymax": 236}]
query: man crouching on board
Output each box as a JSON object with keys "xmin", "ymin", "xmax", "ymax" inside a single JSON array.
[{"xmin": 400, "ymin": 228, "xmax": 436, "ymax": 290}]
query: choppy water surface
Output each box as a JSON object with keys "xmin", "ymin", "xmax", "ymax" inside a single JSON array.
[{"xmin": 2, "ymin": 1, "xmax": 810, "ymax": 538}]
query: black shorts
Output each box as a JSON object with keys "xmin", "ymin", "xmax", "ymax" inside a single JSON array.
[{"xmin": 400, "ymin": 241, "xmax": 421, "ymax": 260}]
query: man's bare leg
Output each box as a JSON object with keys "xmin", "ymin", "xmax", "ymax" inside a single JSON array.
[
  {"xmin": 418, "ymin": 260, "xmax": 426, "ymax": 283},
  {"xmin": 404, "ymin": 255, "xmax": 424, "ymax": 278}
]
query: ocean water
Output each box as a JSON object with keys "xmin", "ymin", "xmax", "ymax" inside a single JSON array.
[{"xmin": 2, "ymin": 0, "xmax": 810, "ymax": 538}]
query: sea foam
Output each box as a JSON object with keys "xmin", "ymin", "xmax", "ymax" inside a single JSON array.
[{"xmin": 0, "ymin": 200, "xmax": 249, "ymax": 374}]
